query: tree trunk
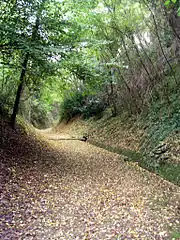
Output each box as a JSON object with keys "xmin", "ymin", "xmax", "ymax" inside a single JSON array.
[
  {"xmin": 110, "ymin": 68, "xmax": 117, "ymax": 116},
  {"xmin": 11, "ymin": 54, "xmax": 29, "ymax": 128},
  {"xmin": 11, "ymin": 13, "xmax": 40, "ymax": 128}
]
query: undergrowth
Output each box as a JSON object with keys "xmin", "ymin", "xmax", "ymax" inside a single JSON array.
[
  {"xmin": 157, "ymin": 163, "xmax": 180, "ymax": 185},
  {"xmin": 141, "ymin": 92, "xmax": 180, "ymax": 152},
  {"xmin": 79, "ymin": 91, "xmax": 180, "ymax": 185},
  {"xmin": 137, "ymin": 92, "xmax": 180, "ymax": 185},
  {"xmin": 89, "ymin": 140, "xmax": 142, "ymax": 162}
]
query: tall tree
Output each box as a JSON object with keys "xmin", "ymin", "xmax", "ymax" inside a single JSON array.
[{"xmin": 0, "ymin": 0, "xmax": 81, "ymax": 127}]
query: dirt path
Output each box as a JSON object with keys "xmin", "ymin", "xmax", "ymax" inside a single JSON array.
[{"xmin": 1, "ymin": 130, "xmax": 180, "ymax": 240}]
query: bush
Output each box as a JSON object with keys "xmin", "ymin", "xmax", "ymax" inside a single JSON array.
[
  {"xmin": 83, "ymin": 98, "xmax": 106, "ymax": 119},
  {"xmin": 59, "ymin": 91, "xmax": 84, "ymax": 121},
  {"xmin": 59, "ymin": 91, "xmax": 106, "ymax": 121}
]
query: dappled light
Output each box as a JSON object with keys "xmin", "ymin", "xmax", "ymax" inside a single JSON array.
[{"xmin": 0, "ymin": 0, "xmax": 180, "ymax": 239}]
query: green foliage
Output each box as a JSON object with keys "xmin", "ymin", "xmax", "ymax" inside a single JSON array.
[
  {"xmin": 18, "ymin": 77, "xmax": 64, "ymax": 128},
  {"xmin": 0, "ymin": 0, "xmax": 84, "ymax": 125},
  {"xmin": 171, "ymin": 231, "xmax": 180, "ymax": 239},
  {"xmin": 141, "ymin": 92, "xmax": 180, "ymax": 152},
  {"xmin": 0, "ymin": 0, "xmax": 179, "ymax": 191},
  {"xmin": 0, "ymin": 67, "xmax": 19, "ymax": 114},
  {"xmin": 136, "ymin": 89, "xmax": 180, "ymax": 184},
  {"xmin": 157, "ymin": 163, "xmax": 180, "ymax": 186},
  {"xmin": 164, "ymin": 0, "xmax": 177, "ymax": 6},
  {"xmin": 59, "ymin": 91, "xmax": 85, "ymax": 121},
  {"xmin": 83, "ymin": 97, "xmax": 106, "ymax": 119},
  {"xmin": 30, "ymin": 101, "xmax": 54, "ymax": 129},
  {"xmin": 0, "ymin": 0, "xmax": 180, "ymax": 139},
  {"xmin": 59, "ymin": 91, "xmax": 106, "ymax": 121}
]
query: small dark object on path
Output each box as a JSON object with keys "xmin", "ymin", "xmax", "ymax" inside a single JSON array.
[{"xmin": 80, "ymin": 136, "xmax": 88, "ymax": 142}]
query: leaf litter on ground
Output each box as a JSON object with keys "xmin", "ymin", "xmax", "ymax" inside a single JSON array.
[{"xmin": 0, "ymin": 118, "xmax": 180, "ymax": 239}]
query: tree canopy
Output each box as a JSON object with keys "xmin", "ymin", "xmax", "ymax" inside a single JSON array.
[{"xmin": 0, "ymin": 0, "xmax": 180, "ymax": 127}]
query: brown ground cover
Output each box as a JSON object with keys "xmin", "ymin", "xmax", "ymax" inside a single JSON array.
[{"xmin": 0, "ymin": 118, "xmax": 180, "ymax": 239}]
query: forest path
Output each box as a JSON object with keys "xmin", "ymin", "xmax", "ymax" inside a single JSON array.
[{"xmin": 1, "ymin": 130, "xmax": 180, "ymax": 239}]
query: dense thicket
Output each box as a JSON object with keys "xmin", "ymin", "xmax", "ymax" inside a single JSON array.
[{"xmin": 0, "ymin": 0, "xmax": 180, "ymax": 128}]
